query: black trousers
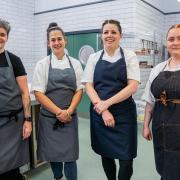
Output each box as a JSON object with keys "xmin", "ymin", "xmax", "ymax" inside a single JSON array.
[
  {"xmin": 101, "ymin": 156, "xmax": 133, "ymax": 180},
  {"xmin": 0, "ymin": 168, "xmax": 23, "ymax": 180}
]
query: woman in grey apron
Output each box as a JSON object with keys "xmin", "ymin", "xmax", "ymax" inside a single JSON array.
[
  {"xmin": 143, "ymin": 24, "xmax": 180, "ymax": 180},
  {"xmin": 32, "ymin": 23, "xmax": 83, "ymax": 180},
  {"xmin": 82, "ymin": 20, "xmax": 140, "ymax": 180},
  {"xmin": 0, "ymin": 19, "xmax": 32, "ymax": 180}
]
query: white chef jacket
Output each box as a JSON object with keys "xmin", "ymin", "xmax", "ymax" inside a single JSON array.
[
  {"xmin": 81, "ymin": 47, "xmax": 140, "ymax": 83},
  {"xmin": 31, "ymin": 53, "xmax": 84, "ymax": 93},
  {"xmin": 143, "ymin": 58, "xmax": 180, "ymax": 106}
]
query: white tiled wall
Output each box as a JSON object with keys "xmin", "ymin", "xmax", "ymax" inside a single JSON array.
[
  {"xmin": 35, "ymin": 0, "xmax": 105, "ymax": 13},
  {"xmin": 0, "ymin": 0, "xmax": 179, "ymax": 82},
  {"xmin": 132, "ymin": 0, "xmax": 165, "ymax": 100},
  {"xmin": 0, "ymin": 0, "xmax": 35, "ymax": 82},
  {"xmin": 165, "ymin": 14, "xmax": 180, "ymax": 32},
  {"xmin": 34, "ymin": 0, "xmax": 136, "ymax": 66},
  {"xmin": 135, "ymin": 0, "xmax": 165, "ymax": 64}
]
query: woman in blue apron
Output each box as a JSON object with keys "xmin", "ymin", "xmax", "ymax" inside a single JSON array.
[
  {"xmin": 32, "ymin": 23, "xmax": 83, "ymax": 180},
  {"xmin": 143, "ymin": 24, "xmax": 180, "ymax": 180},
  {"xmin": 0, "ymin": 19, "xmax": 32, "ymax": 180},
  {"xmin": 82, "ymin": 19, "xmax": 140, "ymax": 180}
]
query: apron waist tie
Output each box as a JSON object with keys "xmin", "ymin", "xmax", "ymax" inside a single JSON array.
[
  {"xmin": 156, "ymin": 90, "xmax": 180, "ymax": 106},
  {"xmin": 156, "ymin": 98, "xmax": 180, "ymax": 106},
  {"xmin": 0, "ymin": 107, "xmax": 23, "ymax": 119},
  {"xmin": 40, "ymin": 111, "xmax": 65, "ymax": 130},
  {"xmin": 0, "ymin": 107, "xmax": 23, "ymax": 128}
]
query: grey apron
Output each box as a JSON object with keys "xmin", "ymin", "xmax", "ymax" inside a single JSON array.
[
  {"xmin": 37, "ymin": 54, "xmax": 79, "ymax": 162},
  {"xmin": 0, "ymin": 51, "xmax": 29, "ymax": 174}
]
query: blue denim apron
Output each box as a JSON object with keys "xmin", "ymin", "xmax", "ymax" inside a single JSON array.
[
  {"xmin": 38, "ymin": 55, "xmax": 79, "ymax": 162},
  {"xmin": 90, "ymin": 48, "xmax": 137, "ymax": 160},
  {"xmin": 151, "ymin": 69, "xmax": 180, "ymax": 180}
]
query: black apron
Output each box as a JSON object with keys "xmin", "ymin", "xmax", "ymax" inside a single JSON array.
[
  {"xmin": 151, "ymin": 69, "xmax": 180, "ymax": 180},
  {"xmin": 90, "ymin": 48, "xmax": 137, "ymax": 160},
  {"xmin": 0, "ymin": 51, "xmax": 29, "ymax": 174},
  {"xmin": 37, "ymin": 55, "xmax": 79, "ymax": 162}
]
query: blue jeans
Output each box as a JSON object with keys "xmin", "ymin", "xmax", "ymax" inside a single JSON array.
[{"xmin": 50, "ymin": 161, "xmax": 77, "ymax": 180}]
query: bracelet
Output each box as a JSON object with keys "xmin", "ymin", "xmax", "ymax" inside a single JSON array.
[
  {"xmin": 24, "ymin": 116, "xmax": 32, "ymax": 122},
  {"xmin": 66, "ymin": 110, "xmax": 72, "ymax": 120},
  {"xmin": 56, "ymin": 111, "xmax": 61, "ymax": 116}
]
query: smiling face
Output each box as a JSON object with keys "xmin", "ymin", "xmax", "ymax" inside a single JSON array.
[
  {"xmin": 166, "ymin": 28, "xmax": 180, "ymax": 57},
  {"xmin": 0, "ymin": 27, "xmax": 8, "ymax": 53},
  {"xmin": 101, "ymin": 23, "xmax": 122, "ymax": 51},
  {"xmin": 48, "ymin": 30, "xmax": 66, "ymax": 57}
]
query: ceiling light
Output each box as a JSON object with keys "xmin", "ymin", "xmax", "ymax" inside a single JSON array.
[{"xmin": 177, "ymin": 0, "xmax": 180, "ymax": 2}]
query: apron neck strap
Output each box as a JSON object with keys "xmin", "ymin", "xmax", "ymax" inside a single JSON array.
[
  {"xmin": 99, "ymin": 47, "xmax": 124, "ymax": 60},
  {"xmin": 66, "ymin": 54, "xmax": 73, "ymax": 69},
  {"xmin": 5, "ymin": 51, "xmax": 12, "ymax": 67},
  {"xmin": 49, "ymin": 54, "xmax": 74, "ymax": 70}
]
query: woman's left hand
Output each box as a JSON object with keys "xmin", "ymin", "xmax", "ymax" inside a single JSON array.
[
  {"xmin": 94, "ymin": 100, "xmax": 110, "ymax": 114},
  {"xmin": 22, "ymin": 121, "xmax": 32, "ymax": 140}
]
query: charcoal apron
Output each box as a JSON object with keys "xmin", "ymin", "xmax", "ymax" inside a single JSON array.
[
  {"xmin": 0, "ymin": 51, "xmax": 29, "ymax": 174},
  {"xmin": 37, "ymin": 54, "xmax": 79, "ymax": 162},
  {"xmin": 90, "ymin": 48, "xmax": 137, "ymax": 160},
  {"xmin": 151, "ymin": 68, "xmax": 180, "ymax": 180}
]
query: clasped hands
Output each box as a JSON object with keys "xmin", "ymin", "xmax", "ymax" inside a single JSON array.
[
  {"xmin": 56, "ymin": 109, "xmax": 72, "ymax": 123},
  {"xmin": 94, "ymin": 100, "xmax": 115, "ymax": 128},
  {"xmin": 94, "ymin": 100, "xmax": 110, "ymax": 114}
]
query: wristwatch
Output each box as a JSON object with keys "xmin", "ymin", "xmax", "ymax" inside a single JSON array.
[{"xmin": 24, "ymin": 116, "xmax": 32, "ymax": 122}]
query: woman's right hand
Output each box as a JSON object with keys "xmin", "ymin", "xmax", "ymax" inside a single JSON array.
[
  {"xmin": 102, "ymin": 110, "xmax": 115, "ymax": 127},
  {"xmin": 143, "ymin": 126, "xmax": 152, "ymax": 141},
  {"xmin": 56, "ymin": 110, "xmax": 71, "ymax": 123}
]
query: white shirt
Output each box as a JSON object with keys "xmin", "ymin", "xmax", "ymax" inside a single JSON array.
[
  {"xmin": 31, "ymin": 53, "xmax": 84, "ymax": 93},
  {"xmin": 81, "ymin": 48, "xmax": 140, "ymax": 83},
  {"xmin": 143, "ymin": 59, "xmax": 180, "ymax": 106}
]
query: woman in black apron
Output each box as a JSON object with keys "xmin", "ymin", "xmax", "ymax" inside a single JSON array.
[
  {"xmin": 82, "ymin": 19, "xmax": 140, "ymax": 180},
  {"xmin": 143, "ymin": 24, "xmax": 180, "ymax": 180},
  {"xmin": 0, "ymin": 19, "xmax": 32, "ymax": 180},
  {"xmin": 32, "ymin": 23, "xmax": 83, "ymax": 180}
]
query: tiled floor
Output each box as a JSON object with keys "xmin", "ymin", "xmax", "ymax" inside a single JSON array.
[{"xmin": 27, "ymin": 118, "xmax": 160, "ymax": 180}]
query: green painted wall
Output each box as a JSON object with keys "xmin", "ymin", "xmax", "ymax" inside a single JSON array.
[{"xmin": 66, "ymin": 33, "xmax": 102, "ymax": 118}]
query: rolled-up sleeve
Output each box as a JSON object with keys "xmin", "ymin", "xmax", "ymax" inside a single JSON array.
[
  {"xmin": 31, "ymin": 60, "xmax": 47, "ymax": 93},
  {"xmin": 81, "ymin": 54, "xmax": 97, "ymax": 84},
  {"xmin": 143, "ymin": 78, "xmax": 155, "ymax": 105},
  {"xmin": 126, "ymin": 51, "xmax": 140, "ymax": 82},
  {"xmin": 75, "ymin": 61, "xmax": 84, "ymax": 91},
  {"xmin": 142, "ymin": 63, "xmax": 165, "ymax": 105}
]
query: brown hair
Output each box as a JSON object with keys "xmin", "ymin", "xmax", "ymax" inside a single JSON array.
[
  {"xmin": 47, "ymin": 22, "xmax": 65, "ymax": 40},
  {"xmin": 101, "ymin": 19, "xmax": 122, "ymax": 34},
  {"xmin": 166, "ymin": 24, "xmax": 180, "ymax": 39}
]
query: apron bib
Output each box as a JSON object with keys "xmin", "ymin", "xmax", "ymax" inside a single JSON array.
[
  {"xmin": 90, "ymin": 48, "xmax": 137, "ymax": 160},
  {"xmin": 37, "ymin": 55, "xmax": 79, "ymax": 162},
  {"xmin": 0, "ymin": 51, "xmax": 29, "ymax": 174}
]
